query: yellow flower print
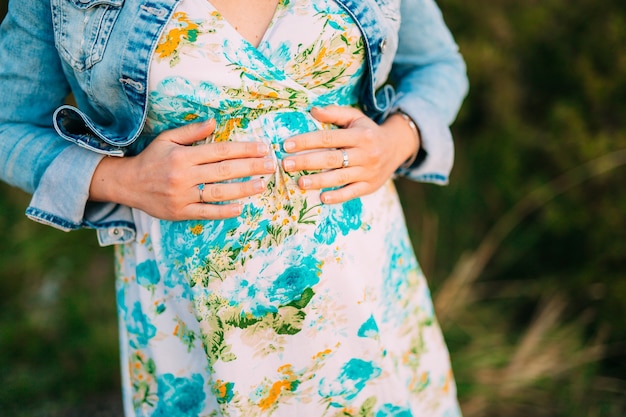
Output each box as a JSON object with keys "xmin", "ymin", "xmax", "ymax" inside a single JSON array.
[
  {"xmin": 257, "ymin": 364, "xmax": 299, "ymax": 411},
  {"xmin": 190, "ymin": 224, "xmax": 204, "ymax": 235},
  {"xmin": 214, "ymin": 117, "xmax": 243, "ymax": 142},
  {"xmin": 156, "ymin": 12, "xmax": 201, "ymax": 59}
]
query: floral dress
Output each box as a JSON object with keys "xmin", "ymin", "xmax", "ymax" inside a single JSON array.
[{"xmin": 114, "ymin": 0, "xmax": 462, "ymax": 416}]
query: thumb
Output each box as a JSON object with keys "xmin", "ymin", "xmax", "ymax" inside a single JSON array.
[
  {"xmin": 159, "ymin": 119, "xmax": 217, "ymax": 146},
  {"xmin": 310, "ymin": 105, "xmax": 365, "ymax": 128}
]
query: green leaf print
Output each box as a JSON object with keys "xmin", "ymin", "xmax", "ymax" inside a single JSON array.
[
  {"xmin": 272, "ymin": 306, "xmax": 306, "ymax": 335},
  {"xmin": 224, "ymin": 309, "xmax": 262, "ymax": 330},
  {"xmin": 284, "ymin": 287, "xmax": 315, "ymax": 309},
  {"xmin": 298, "ymin": 199, "xmax": 322, "ymax": 224},
  {"xmin": 187, "ymin": 29, "xmax": 198, "ymax": 43},
  {"xmin": 359, "ymin": 396, "xmax": 377, "ymax": 417}
]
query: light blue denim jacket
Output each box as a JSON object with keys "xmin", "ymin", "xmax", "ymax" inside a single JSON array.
[{"xmin": 0, "ymin": 0, "xmax": 468, "ymax": 246}]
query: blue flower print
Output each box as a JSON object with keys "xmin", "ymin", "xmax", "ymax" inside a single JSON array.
[
  {"xmin": 375, "ymin": 403, "xmax": 414, "ymax": 417},
  {"xmin": 338, "ymin": 198, "xmax": 362, "ymax": 234},
  {"xmin": 357, "ymin": 315, "xmax": 379, "ymax": 339},
  {"xmin": 262, "ymin": 40, "xmax": 293, "ymax": 69},
  {"xmin": 126, "ymin": 302, "xmax": 157, "ymax": 348},
  {"xmin": 318, "ymin": 358, "xmax": 382, "ymax": 403},
  {"xmin": 267, "ymin": 255, "xmax": 321, "ymax": 306},
  {"xmin": 381, "ymin": 226, "xmax": 421, "ymax": 323},
  {"xmin": 273, "ymin": 110, "xmax": 316, "ymax": 136},
  {"xmin": 314, "ymin": 198, "xmax": 362, "ymax": 245},
  {"xmin": 159, "ymin": 218, "xmax": 237, "ymax": 277},
  {"xmin": 222, "ymin": 39, "xmax": 287, "ymax": 83},
  {"xmin": 136, "ymin": 259, "xmax": 160, "ymax": 286},
  {"xmin": 148, "ymin": 77, "xmax": 216, "ymax": 132},
  {"xmin": 219, "ymin": 250, "xmax": 321, "ymax": 318},
  {"xmin": 152, "ymin": 373, "xmax": 206, "ymax": 417},
  {"xmin": 313, "ymin": 215, "xmax": 338, "ymax": 245},
  {"xmin": 314, "ymin": 81, "xmax": 363, "ymax": 107}
]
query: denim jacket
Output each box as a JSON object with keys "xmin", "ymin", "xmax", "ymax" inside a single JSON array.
[{"xmin": 0, "ymin": 0, "xmax": 468, "ymax": 246}]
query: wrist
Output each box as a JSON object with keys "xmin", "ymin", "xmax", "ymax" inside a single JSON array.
[
  {"xmin": 384, "ymin": 111, "xmax": 421, "ymax": 169},
  {"xmin": 89, "ymin": 155, "xmax": 132, "ymax": 205}
]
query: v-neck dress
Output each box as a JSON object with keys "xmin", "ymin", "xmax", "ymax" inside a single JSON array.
[{"xmin": 114, "ymin": 0, "xmax": 461, "ymax": 415}]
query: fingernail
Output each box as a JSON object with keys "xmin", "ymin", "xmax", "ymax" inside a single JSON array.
[
  {"xmin": 257, "ymin": 143, "xmax": 269, "ymax": 154},
  {"xmin": 283, "ymin": 141, "xmax": 295, "ymax": 152},
  {"xmin": 264, "ymin": 159, "xmax": 275, "ymax": 171},
  {"xmin": 321, "ymin": 193, "xmax": 331, "ymax": 204},
  {"xmin": 254, "ymin": 179, "xmax": 266, "ymax": 191},
  {"xmin": 300, "ymin": 177, "xmax": 311, "ymax": 188},
  {"xmin": 283, "ymin": 159, "xmax": 295, "ymax": 171},
  {"xmin": 230, "ymin": 203, "xmax": 243, "ymax": 215}
]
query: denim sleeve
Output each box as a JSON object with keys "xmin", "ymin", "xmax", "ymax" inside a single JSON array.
[
  {"xmin": 0, "ymin": 0, "xmax": 106, "ymax": 231},
  {"xmin": 390, "ymin": 0, "xmax": 469, "ymax": 184}
]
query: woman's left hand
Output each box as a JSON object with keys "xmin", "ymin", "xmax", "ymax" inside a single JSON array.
[{"xmin": 282, "ymin": 105, "xmax": 420, "ymax": 204}]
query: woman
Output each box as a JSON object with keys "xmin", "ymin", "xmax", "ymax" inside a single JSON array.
[{"xmin": 0, "ymin": 0, "xmax": 468, "ymax": 415}]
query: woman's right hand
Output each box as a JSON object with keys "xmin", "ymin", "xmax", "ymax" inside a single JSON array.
[{"xmin": 89, "ymin": 119, "xmax": 276, "ymax": 220}]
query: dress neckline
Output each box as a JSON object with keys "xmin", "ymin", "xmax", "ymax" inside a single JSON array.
[{"xmin": 204, "ymin": 0, "xmax": 284, "ymax": 49}]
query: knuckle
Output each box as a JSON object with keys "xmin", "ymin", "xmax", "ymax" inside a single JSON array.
[
  {"xmin": 213, "ymin": 142, "xmax": 231, "ymax": 158},
  {"xmin": 325, "ymin": 151, "xmax": 339, "ymax": 167},
  {"xmin": 338, "ymin": 170, "xmax": 350, "ymax": 184},
  {"xmin": 163, "ymin": 170, "xmax": 183, "ymax": 188},
  {"xmin": 369, "ymin": 146, "xmax": 384, "ymax": 162},
  {"xmin": 336, "ymin": 188, "xmax": 352, "ymax": 203},
  {"xmin": 198, "ymin": 203, "xmax": 221, "ymax": 220},
  {"xmin": 198, "ymin": 204, "xmax": 211, "ymax": 219},
  {"xmin": 216, "ymin": 161, "xmax": 233, "ymax": 179},
  {"xmin": 361, "ymin": 127, "xmax": 376, "ymax": 142},
  {"xmin": 248, "ymin": 142, "xmax": 262, "ymax": 154},
  {"xmin": 321, "ymin": 129, "xmax": 334, "ymax": 147},
  {"xmin": 209, "ymin": 184, "xmax": 225, "ymax": 201},
  {"xmin": 168, "ymin": 148, "xmax": 187, "ymax": 166}
]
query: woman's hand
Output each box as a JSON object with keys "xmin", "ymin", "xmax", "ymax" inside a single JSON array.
[
  {"xmin": 90, "ymin": 119, "xmax": 276, "ymax": 220},
  {"xmin": 282, "ymin": 105, "xmax": 420, "ymax": 204}
]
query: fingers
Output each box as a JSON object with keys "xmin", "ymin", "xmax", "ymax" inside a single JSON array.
[
  {"xmin": 283, "ymin": 148, "xmax": 359, "ymax": 172},
  {"xmin": 156, "ymin": 120, "xmax": 271, "ymax": 165},
  {"xmin": 277, "ymin": 106, "xmax": 395, "ymax": 205},
  {"xmin": 196, "ymin": 141, "xmax": 271, "ymax": 164},
  {"xmin": 297, "ymin": 164, "xmax": 360, "ymax": 192},
  {"xmin": 158, "ymin": 119, "xmax": 217, "ymax": 146},
  {"xmin": 283, "ymin": 107, "xmax": 374, "ymax": 154},
  {"xmin": 320, "ymin": 182, "xmax": 371, "ymax": 205},
  {"xmin": 180, "ymin": 201, "xmax": 244, "ymax": 220},
  {"xmin": 195, "ymin": 178, "xmax": 267, "ymax": 204},
  {"xmin": 192, "ymin": 156, "xmax": 276, "ymax": 186},
  {"xmin": 310, "ymin": 105, "xmax": 365, "ymax": 128}
]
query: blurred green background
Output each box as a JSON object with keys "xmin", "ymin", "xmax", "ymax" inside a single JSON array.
[{"xmin": 1, "ymin": 0, "xmax": 625, "ymax": 416}]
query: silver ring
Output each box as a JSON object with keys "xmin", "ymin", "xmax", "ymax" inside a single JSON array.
[
  {"xmin": 198, "ymin": 183, "xmax": 206, "ymax": 203},
  {"xmin": 340, "ymin": 149, "xmax": 349, "ymax": 168}
]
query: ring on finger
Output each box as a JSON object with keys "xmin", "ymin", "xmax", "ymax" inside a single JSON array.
[
  {"xmin": 340, "ymin": 148, "xmax": 349, "ymax": 168},
  {"xmin": 198, "ymin": 183, "xmax": 207, "ymax": 203}
]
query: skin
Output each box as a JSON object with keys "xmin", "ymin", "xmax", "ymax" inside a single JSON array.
[{"xmin": 89, "ymin": 1, "xmax": 420, "ymax": 220}]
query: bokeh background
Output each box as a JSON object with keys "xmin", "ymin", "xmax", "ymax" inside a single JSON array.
[{"xmin": 1, "ymin": 0, "xmax": 625, "ymax": 416}]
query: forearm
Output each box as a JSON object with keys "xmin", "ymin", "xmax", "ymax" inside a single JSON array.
[
  {"xmin": 389, "ymin": 0, "xmax": 469, "ymax": 183},
  {"xmin": 89, "ymin": 155, "xmax": 134, "ymax": 206}
]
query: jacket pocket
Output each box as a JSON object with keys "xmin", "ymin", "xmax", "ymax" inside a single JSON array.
[{"xmin": 51, "ymin": 0, "xmax": 124, "ymax": 72}]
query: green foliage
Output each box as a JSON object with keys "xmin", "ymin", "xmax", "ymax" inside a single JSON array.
[
  {"xmin": 0, "ymin": 187, "xmax": 120, "ymax": 415},
  {"xmin": 397, "ymin": 0, "xmax": 626, "ymax": 415},
  {"xmin": 1, "ymin": 0, "xmax": 625, "ymax": 415}
]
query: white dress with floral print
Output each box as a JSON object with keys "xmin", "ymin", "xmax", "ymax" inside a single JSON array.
[{"xmin": 115, "ymin": 0, "xmax": 462, "ymax": 416}]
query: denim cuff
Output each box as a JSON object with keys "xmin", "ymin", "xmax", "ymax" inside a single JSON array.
[
  {"xmin": 26, "ymin": 145, "xmax": 103, "ymax": 229},
  {"xmin": 391, "ymin": 96, "xmax": 454, "ymax": 184}
]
